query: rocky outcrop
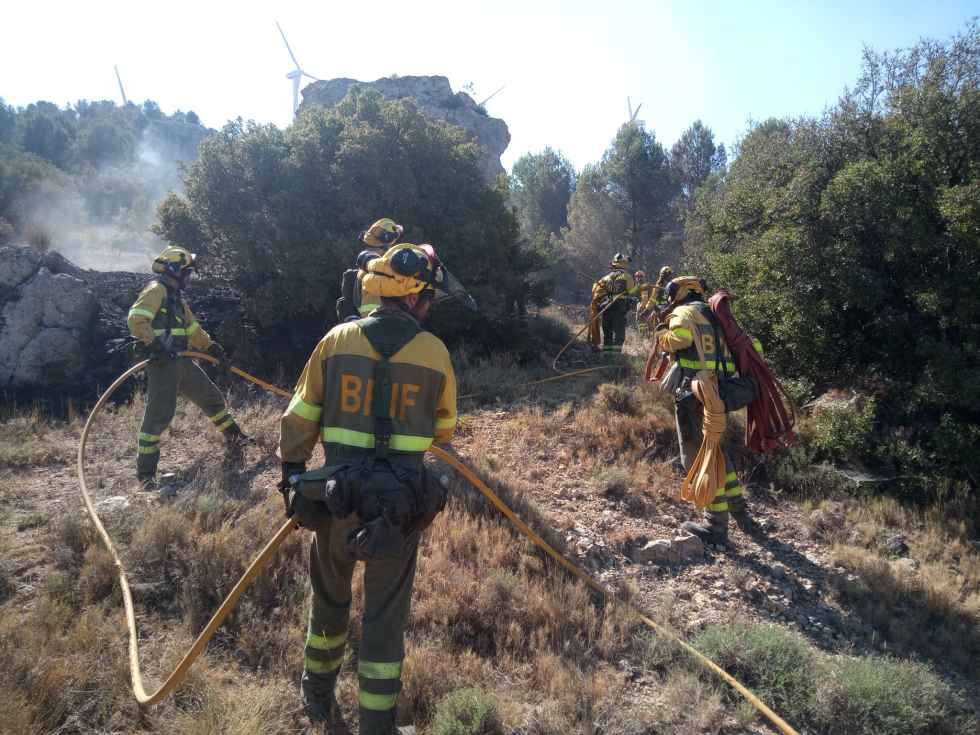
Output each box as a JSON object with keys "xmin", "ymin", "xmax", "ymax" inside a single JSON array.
[
  {"xmin": 300, "ymin": 75, "xmax": 510, "ymax": 182},
  {"xmin": 0, "ymin": 247, "xmax": 98, "ymax": 388},
  {"xmin": 0, "ymin": 245, "xmax": 247, "ymax": 396}
]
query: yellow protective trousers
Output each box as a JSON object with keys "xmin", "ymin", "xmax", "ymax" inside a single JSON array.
[
  {"xmin": 136, "ymin": 358, "xmax": 236, "ymax": 477},
  {"xmin": 306, "ymin": 513, "xmax": 421, "ymax": 735}
]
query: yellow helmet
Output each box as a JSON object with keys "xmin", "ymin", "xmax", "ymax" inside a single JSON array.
[
  {"xmin": 152, "ymin": 246, "xmax": 196, "ymax": 276},
  {"xmin": 666, "ymin": 276, "xmax": 707, "ymax": 304},
  {"xmin": 611, "ymin": 252, "xmax": 631, "ymax": 269},
  {"xmin": 659, "ymin": 265, "xmax": 673, "ymax": 279},
  {"xmin": 361, "ymin": 218, "xmax": 404, "ymax": 248},
  {"xmin": 362, "ymin": 244, "xmax": 441, "ymax": 298}
]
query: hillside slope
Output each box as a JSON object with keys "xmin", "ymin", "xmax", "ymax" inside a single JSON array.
[{"xmin": 0, "ymin": 311, "xmax": 977, "ymax": 735}]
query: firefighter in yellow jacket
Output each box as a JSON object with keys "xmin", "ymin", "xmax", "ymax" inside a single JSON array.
[
  {"xmin": 588, "ymin": 253, "xmax": 641, "ymax": 355},
  {"xmin": 336, "ymin": 218, "xmax": 404, "ymax": 322},
  {"xmin": 656, "ymin": 276, "xmax": 757, "ymax": 545},
  {"xmin": 638, "ymin": 265, "xmax": 673, "ymax": 322},
  {"xmin": 127, "ymin": 246, "xmax": 245, "ymax": 488},
  {"xmin": 280, "ymin": 243, "xmax": 462, "ymax": 734}
]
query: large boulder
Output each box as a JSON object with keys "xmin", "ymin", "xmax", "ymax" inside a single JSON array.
[
  {"xmin": 0, "ymin": 247, "xmax": 99, "ymax": 388},
  {"xmin": 300, "ymin": 75, "xmax": 510, "ymax": 182},
  {"xmin": 0, "ymin": 245, "xmax": 251, "ymax": 396}
]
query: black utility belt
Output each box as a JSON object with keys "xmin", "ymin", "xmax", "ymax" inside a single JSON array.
[{"xmin": 287, "ymin": 461, "xmax": 447, "ymax": 560}]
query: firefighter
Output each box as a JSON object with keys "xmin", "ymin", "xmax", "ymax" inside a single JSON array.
[
  {"xmin": 589, "ymin": 253, "xmax": 640, "ymax": 356},
  {"xmin": 656, "ymin": 276, "xmax": 756, "ymax": 545},
  {"xmin": 633, "ymin": 270, "xmax": 653, "ymax": 326},
  {"xmin": 280, "ymin": 242, "xmax": 465, "ymax": 734},
  {"xmin": 639, "ymin": 265, "xmax": 673, "ymax": 322},
  {"xmin": 126, "ymin": 246, "xmax": 246, "ymax": 489},
  {"xmin": 336, "ymin": 218, "xmax": 404, "ymax": 322}
]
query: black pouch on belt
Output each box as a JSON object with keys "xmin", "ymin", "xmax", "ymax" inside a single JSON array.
[
  {"xmin": 290, "ymin": 464, "xmax": 358, "ymax": 530},
  {"xmin": 345, "ymin": 466, "xmax": 416, "ymax": 561}
]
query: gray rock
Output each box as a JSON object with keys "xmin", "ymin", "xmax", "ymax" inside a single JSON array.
[
  {"xmin": 0, "ymin": 265, "xmax": 98, "ymax": 387},
  {"xmin": 301, "ymin": 75, "xmax": 510, "ymax": 182},
  {"xmin": 96, "ymin": 495, "xmax": 132, "ymax": 513},
  {"xmin": 632, "ymin": 539, "xmax": 676, "ymax": 565},
  {"xmin": 770, "ymin": 563, "xmax": 788, "ymax": 580},
  {"xmin": 884, "ymin": 534, "xmax": 909, "ymax": 556},
  {"xmin": 0, "ymin": 246, "xmax": 42, "ymax": 290},
  {"xmin": 672, "ymin": 533, "xmax": 705, "ymax": 562}
]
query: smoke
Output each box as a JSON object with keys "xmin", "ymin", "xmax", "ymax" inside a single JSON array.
[{"xmin": 20, "ymin": 121, "xmax": 205, "ymax": 272}]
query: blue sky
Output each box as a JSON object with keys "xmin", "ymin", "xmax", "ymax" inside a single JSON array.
[{"xmin": 2, "ymin": 1, "xmax": 976, "ymax": 172}]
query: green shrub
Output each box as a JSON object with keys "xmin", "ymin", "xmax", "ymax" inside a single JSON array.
[
  {"xmin": 691, "ymin": 622, "xmax": 816, "ymax": 724},
  {"xmin": 431, "ymin": 687, "xmax": 502, "ymax": 735},
  {"xmin": 812, "ymin": 399, "xmax": 876, "ymax": 460},
  {"xmin": 812, "ymin": 657, "xmax": 970, "ymax": 735}
]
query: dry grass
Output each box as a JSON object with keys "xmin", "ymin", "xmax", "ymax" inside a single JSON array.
[{"xmin": 0, "ymin": 327, "xmax": 978, "ymax": 734}]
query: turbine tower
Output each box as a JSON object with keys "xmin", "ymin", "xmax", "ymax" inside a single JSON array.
[
  {"xmin": 114, "ymin": 65, "xmax": 129, "ymax": 106},
  {"xmin": 276, "ymin": 20, "xmax": 321, "ymax": 116}
]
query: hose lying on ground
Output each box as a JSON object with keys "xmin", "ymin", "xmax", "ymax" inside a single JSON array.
[
  {"xmin": 76, "ymin": 353, "xmax": 296, "ymax": 705},
  {"xmin": 77, "ymin": 351, "xmax": 798, "ymax": 734},
  {"xmin": 708, "ymin": 291, "xmax": 797, "ymax": 453},
  {"xmin": 552, "ymin": 294, "xmax": 625, "ymax": 371}
]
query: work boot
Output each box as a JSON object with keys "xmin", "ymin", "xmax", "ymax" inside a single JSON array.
[
  {"xmin": 732, "ymin": 510, "xmax": 763, "ymax": 536},
  {"xmin": 223, "ymin": 423, "xmax": 253, "ymax": 447},
  {"xmin": 681, "ymin": 511, "xmax": 729, "ymax": 547},
  {"xmin": 137, "ymin": 473, "xmax": 156, "ymax": 491},
  {"xmin": 301, "ymin": 670, "xmax": 339, "ymax": 723}
]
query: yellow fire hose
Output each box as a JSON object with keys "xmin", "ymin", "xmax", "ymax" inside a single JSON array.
[{"xmin": 77, "ymin": 351, "xmax": 798, "ymax": 734}]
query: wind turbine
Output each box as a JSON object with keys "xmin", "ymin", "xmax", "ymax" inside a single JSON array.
[
  {"xmin": 114, "ymin": 65, "xmax": 129, "ymax": 106},
  {"xmin": 627, "ymin": 96, "xmax": 642, "ymax": 126},
  {"xmin": 276, "ymin": 20, "xmax": 321, "ymax": 116}
]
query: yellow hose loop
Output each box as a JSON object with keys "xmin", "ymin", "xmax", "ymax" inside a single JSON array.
[
  {"xmin": 78, "ymin": 351, "xmax": 798, "ymax": 733},
  {"xmin": 552, "ymin": 293, "xmax": 625, "ymax": 372},
  {"xmin": 428, "ymin": 445, "xmax": 800, "ymax": 735},
  {"xmin": 77, "ymin": 353, "xmax": 297, "ymax": 705}
]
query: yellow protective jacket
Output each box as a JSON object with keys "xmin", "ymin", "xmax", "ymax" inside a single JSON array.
[
  {"xmin": 280, "ymin": 309, "xmax": 457, "ymax": 464},
  {"xmin": 591, "ymin": 268, "xmax": 639, "ymax": 305},
  {"xmin": 636, "ymin": 283, "xmax": 656, "ymax": 311},
  {"xmin": 126, "ymin": 280, "xmax": 212, "ymax": 351},
  {"xmin": 658, "ymin": 301, "xmax": 762, "ymax": 370}
]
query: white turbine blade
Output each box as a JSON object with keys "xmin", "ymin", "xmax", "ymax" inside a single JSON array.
[
  {"xmin": 292, "ymin": 74, "xmax": 301, "ymax": 115},
  {"xmin": 478, "ymin": 85, "xmax": 506, "ymax": 106},
  {"xmin": 302, "ymin": 71, "xmax": 321, "ymax": 81},
  {"xmin": 627, "ymin": 96, "xmax": 633, "ymax": 121},
  {"xmin": 631, "ymin": 103, "xmax": 642, "ymax": 123},
  {"xmin": 275, "ymin": 19, "xmax": 302, "ymax": 70}
]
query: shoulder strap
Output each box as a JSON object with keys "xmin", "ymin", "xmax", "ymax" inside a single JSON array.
[
  {"xmin": 358, "ymin": 315, "xmax": 423, "ymax": 460},
  {"xmin": 155, "ymin": 278, "xmax": 178, "ymax": 343}
]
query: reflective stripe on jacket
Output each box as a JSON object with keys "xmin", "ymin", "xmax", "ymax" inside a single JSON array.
[
  {"xmin": 279, "ymin": 308, "xmax": 457, "ymax": 463},
  {"xmin": 658, "ymin": 301, "xmax": 736, "ymax": 372},
  {"xmin": 127, "ymin": 280, "xmax": 212, "ymax": 351}
]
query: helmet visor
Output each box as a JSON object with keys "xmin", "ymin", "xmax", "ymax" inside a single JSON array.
[{"xmin": 431, "ymin": 263, "xmax": 478, "ymax": 312}]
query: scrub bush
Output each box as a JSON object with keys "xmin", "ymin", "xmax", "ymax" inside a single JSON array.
[{"xmin": 431, "ymin": 687, "xmax": 502, "ymax": 735}]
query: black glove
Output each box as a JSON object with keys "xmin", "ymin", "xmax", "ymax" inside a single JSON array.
[
  {"xmin": 209, "ymin": 341, "xmax": 229, "ymax": 370},
  {"xmin": 279, "ymin": 462, "xmax": 331, "ymax": 529}
]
